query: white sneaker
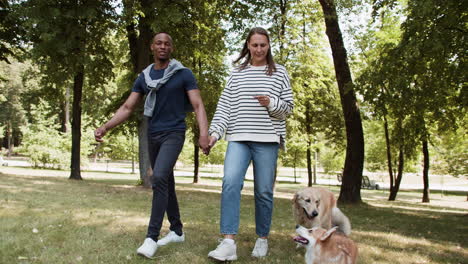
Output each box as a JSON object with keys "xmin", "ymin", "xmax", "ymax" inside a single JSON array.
[
  {"xmin": 157, "ymin": 231, "xmax": 185, "ymax": 246},
  {"xmin": 251, "ymin": 238, "xmax": 268, "ymax": 258},
  {"xmin": 208, "ymin": 238, "xmax": 238, "ymax": 261},
  {"xmin": 136, "ymin": 238, "xmax": 158, "ymax": 259}
]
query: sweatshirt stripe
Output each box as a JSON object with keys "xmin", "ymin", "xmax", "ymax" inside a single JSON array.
[{"xmin": 209, "ymin": 64, "xmax": 294, "ymax": 147}]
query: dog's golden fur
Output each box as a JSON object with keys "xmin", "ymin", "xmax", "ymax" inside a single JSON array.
[
  {"xmin": 292, "ymin": 187, "xmax": 351, "ymax": 235},
  {"xmin": 294, "ymin": 226, "xmax": 358, "ymax": 264}
]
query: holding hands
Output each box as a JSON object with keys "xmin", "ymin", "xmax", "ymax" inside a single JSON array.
[
  {"xmin": 199, "ymin": 135, "xmax": 210, "ymax": 155},
  {"xmin": 200, "ymin": 135, "xmax": 218, "ymax": 155}
]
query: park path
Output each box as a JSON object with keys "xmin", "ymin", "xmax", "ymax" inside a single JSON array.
[{"xmin": 2, "ymin": 157, "xmax": 467, "ymax": 192}]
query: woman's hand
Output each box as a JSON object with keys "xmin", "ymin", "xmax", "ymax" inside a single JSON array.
[
  {"xmin": 208, "ymin": 136, "xmax": 218, "ymax": 148},
  {"xmin": 254, "ymin": 95, "xmax": 270, "ymax": 107}
]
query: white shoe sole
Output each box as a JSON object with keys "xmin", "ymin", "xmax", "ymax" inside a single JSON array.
[
  {"xmin": 137, "ymin": 251, "xmax": 155, "ymax": 259},
  {"xmin": 208, "ymin": 254, "xmax": 238, "ymax": 261},
  {"xmin": 157, "ymin": 239, "xmax": 184, "ymax": 246}
]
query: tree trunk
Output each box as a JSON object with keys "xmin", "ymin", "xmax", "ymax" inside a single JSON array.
[
  {"xmin": 318, "ymin": 0, "xmax": 364, "ymax": 204},
  {"xmin": 276, "ymin": 0, "xmax": 289, "ymax": 63},
  {"xmin": 306, "ymin": 139, "xmax": 312, "ymax": 187},
  {"xmin": 125, "ymin": 0, "xmax": 154, "ymax": 187},
  {"xmin": 138, "ymin": 118, "xmax": 151, "ymax": 187},
  {"xmin": 131, "ymin": 133, "xmax": 135, "ymax": 174},
  {"xmin": 313, "ymin": 148, "xmax": 317, "ymax": 184},
  {"xmin": 304, "ymin": 99, "xmax": 313, "ymax": 186},
  {"xmin": 6, "ymin": 120, "xmax": 12, "ymax": 157},
  {"xmin": 193, "ymin": 143, "xmax": 199, "ymax": 183},
  {"xmin": 389, "ymin": 146, "xmax": 404, "ymax": 200},
  {"xmin": 69, "ymin": 67, "xmax": 84, "ymax": 180},
  {"xmin": 192, "ymin": 57, "xmax": 202, "ymax": 184},
  {"xmin": 383, "ymin": 115, "xmax": 394, "ymax": 191},
  {"xmin": 422, "ymin": 138, "xmax": 430, "ymax": 203},
  {"xmin": 293, "ymin": 150, "xmax": 297, "ymax": 183},
  {"xmin": 65, "ymin": 85, "xmax": 70, "ymax": 133}
]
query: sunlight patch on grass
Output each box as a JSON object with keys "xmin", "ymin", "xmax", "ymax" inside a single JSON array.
[
  {"xmin": 366, "ymin": 200, "xmax": 466, "ymax": 214},
  {"xmin": 70, "ymin": 209, "xmax": 148, "ymax": 232},
  {"xmin": 31, "ymin": 179, "xmax": 57, "ymax": 185},
  {"xmin": 0, "ymin": 183, "xmax": 19, "ymax": 189},
  {"xmin": 355, "ymin": 230, "xmax": 433, "ymax": 247},
  {"xmin": 354, "ymin": 230, "xmax": 467, "ymax": 264},
  {"xmin": 1, "ymin": 185, "xmax": 38, "ymax": 194},
  {"xmin": 109, "ymin": 184, "xmax": 139, "ymax": 189}
]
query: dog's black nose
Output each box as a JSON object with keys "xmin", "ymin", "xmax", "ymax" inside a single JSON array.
[
  {"xmin": 295, "ymin": 224, "xmax": 299, "ymax": 229},
  {"xmin": 312, "ymin": 211, "xmax": 318, "ymax": 217}
]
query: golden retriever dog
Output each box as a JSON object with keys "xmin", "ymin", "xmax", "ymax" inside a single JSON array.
[
  {"xmin": 294, "ymin": 225, "xmax": 358, "ymax": 264},
  {"xmin": 292, "ymin": 187, "xmax": 351, "ymax": 235}
]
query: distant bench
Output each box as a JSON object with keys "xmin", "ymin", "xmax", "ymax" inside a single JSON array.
[
  {"xmin": 337, "ymin": 173, "xmax": 379, "ymax": 190},
  {"xmin": 0, "ymin": 157, "xmax": 8, "ymax": 166}
]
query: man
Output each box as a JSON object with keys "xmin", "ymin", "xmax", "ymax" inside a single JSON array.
[{"xmin": 94, "ymin": 32, "xmax": 210, "ymax": 259}]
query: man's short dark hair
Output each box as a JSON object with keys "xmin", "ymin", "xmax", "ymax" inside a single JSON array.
[{"xmin": 153, "ymin": 32, "xmax": 173, "ymax": 44}]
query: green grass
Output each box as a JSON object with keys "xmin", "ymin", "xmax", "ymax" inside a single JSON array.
[{"xmin": 0, "ymin": 171, "xmax": 467, "ymax": 264}]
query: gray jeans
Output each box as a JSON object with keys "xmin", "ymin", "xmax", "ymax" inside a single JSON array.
[{"xmin": 146, "ymin": 130, "xmax": 185, "ymax": 241}]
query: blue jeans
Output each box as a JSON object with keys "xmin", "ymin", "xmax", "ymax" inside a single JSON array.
[
  {"xmin": 220, "ymin": 141, "xmax": 279, "ymax": 237},
  {"xmin": 146, "ymin": 130, "xmax": 185, "ymax": 241}
]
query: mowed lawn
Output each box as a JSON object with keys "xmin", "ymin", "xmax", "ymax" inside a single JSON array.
[{"xmin": 0, "ymin": 171, "xmax": 467, "ymax": 264}]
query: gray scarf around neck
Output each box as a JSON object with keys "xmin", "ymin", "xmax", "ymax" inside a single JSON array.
[{"xmin": 143, "ymin": 59, "xmax": 186, "ymax": 117}]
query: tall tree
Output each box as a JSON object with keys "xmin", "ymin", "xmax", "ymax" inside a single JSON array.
[
  {"xmin": 170, "ymin": 0, "xmax": 228, "ymax": 183},
  {"xmin": 20, "ymin": 0, "xmax": 116, "ymax": 180},
  {"xmin": 359, "ymin": 0, "xmax": 466, "ymax": 202},
  {"xmin": 0, "ymin": 0, "xmax": 25, "ymax": 64},
  {"xmin": 318, "ymin": 0, "xmax": 364, "ymax": 203},
  {"xmin": 354, "ymin": 2, "xmax": 407, "ymax": 201},
  {"xmin": 395, "ymin": 0, "xmax": 466, "ymax": 202},
  {"xmin": 0, "ymin": 61, "xmax": 26, "ymax": 155},
  {"xmin": 285, "ymin": 1, "xmax": 344, "ymax": 186},
  {"xmin": 120, "ymin": 0, "xmax": 156, "ymax": 187}
]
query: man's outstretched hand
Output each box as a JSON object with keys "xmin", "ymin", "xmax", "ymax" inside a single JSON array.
[{"xmin": 94, "ymin": 126, "xmax": 107, "ymax": 142}]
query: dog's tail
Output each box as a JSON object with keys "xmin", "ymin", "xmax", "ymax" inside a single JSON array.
[{"xmin": 331, "ymin": 207, "xmax": 351, "ymax": 236}]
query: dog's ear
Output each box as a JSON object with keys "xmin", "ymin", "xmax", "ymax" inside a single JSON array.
[
  {"xmin": 320, "ymin": 226, "xmax": 338, "ymax": 241},
  {"xmin": 292, "ymin": 193, "xmax": 298, "ymax": 204}
]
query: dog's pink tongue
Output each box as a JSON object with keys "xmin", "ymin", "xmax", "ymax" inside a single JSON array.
[{"xmin": 293, "ymin": 236, "xmax": 309, "ymax": 244}]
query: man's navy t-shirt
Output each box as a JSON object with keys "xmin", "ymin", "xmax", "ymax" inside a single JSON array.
[{"xmin": 132, "ymin": 66, "xmax": 197, "ymax": 135}]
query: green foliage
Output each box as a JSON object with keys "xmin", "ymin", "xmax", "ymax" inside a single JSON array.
[
  {"xmin": 19, "ymin": 100, "xmax": 68, "ymax": 168},
  {"xmin": 178, "ymin": 135, "xmax": 227, "ymax": 167},
  {"xmin": 2, "ymin": 0, "xmax": 465, "ymax": 182},
  {"xmin": 19, "ymin": 100, "xmax": 94, "ymax": 168},
  {"xmin": 430, "ymin": 127, "xmax": 468, "ymax": 177},
  {"xmin": 356, "ymin": 0, "xmax": 466, "ymax": 179},
  {"xmin": 279, "ymin": 129, "xmax": 308, "ymax": 168},
  {"xmin": 363, "ymin": 120, "xmax": 388, "ymax": 171},
  {"xmin": 0, "ymin": 60, "xmax": 27, "ymax": 142},
  {"xmin": 320, "ymin": 144, "xmax": 345, "ymax": 173},
  {"xmin": 257, "ymin": 0, "xmax": 346, "ymax": 174},
  {"xmin": 102, "ymin": 131, "xmax": 138, "ymax": 162},
  {"xmin": 0, "ymin": 0, "xmax": 25, "ymax": 63},
  {"xmin": 199, "ymin": 140, "xmax": 228, "ymax": 166}
]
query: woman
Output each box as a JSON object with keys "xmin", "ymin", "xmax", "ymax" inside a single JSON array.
[{"xmin": 207, "ymin": 27, "xmax": 294, "ymax": 261}]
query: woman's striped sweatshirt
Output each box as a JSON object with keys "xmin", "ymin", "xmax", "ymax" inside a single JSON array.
[{"xmin": 209, "ymin": 64, "xmax": 294, "ymax": 148}]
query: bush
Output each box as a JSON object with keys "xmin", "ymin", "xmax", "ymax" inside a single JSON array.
[
  {"xmin": 19, "ymin": 100, "xmax": 94, "ymax": 169},
  {"xmin": 20, "ymin": 124, "xmax": 69, "ymax": 169}
]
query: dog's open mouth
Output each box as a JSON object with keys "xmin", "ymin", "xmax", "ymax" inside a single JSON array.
[{"xmin": 293, "ymin": 235, "xmax": 309, "ymax": 245}]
